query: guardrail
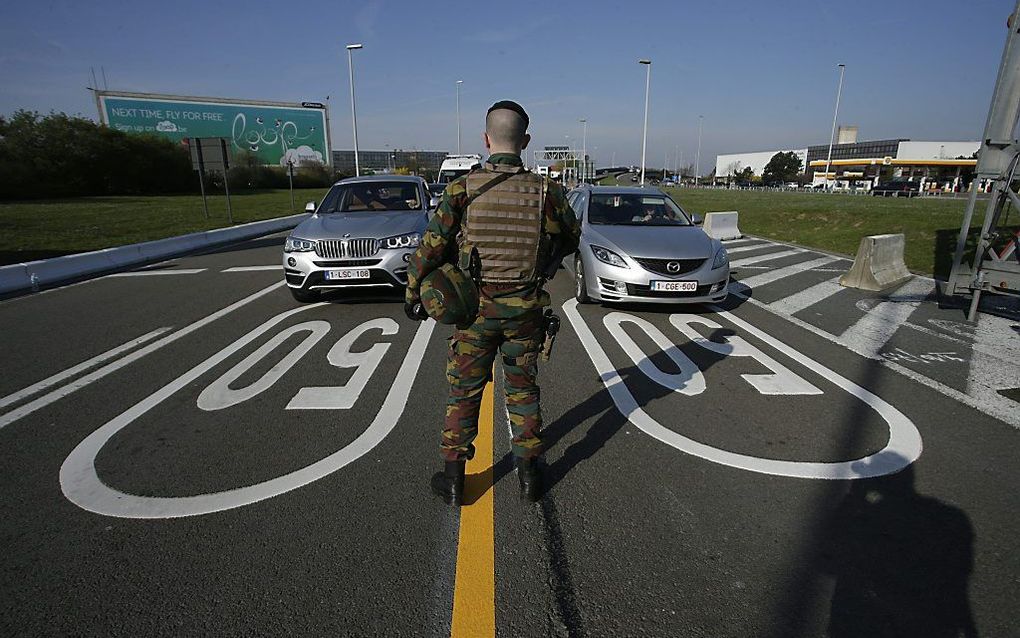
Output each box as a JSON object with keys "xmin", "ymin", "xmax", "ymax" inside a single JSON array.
[{"xmin": 0, "ymin": 213, "xmax": 308, "ymax": 295}]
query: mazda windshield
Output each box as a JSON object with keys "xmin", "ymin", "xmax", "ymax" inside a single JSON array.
[
  {"xmin": 318, "ymin": 181, "xmax": 423, "ymax": 213},
  {"xmin": 587, "ymin": 193, "xmax": 692, "ymax": 226}
]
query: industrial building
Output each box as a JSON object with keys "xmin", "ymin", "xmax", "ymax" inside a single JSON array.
[
  {"xmin": 331, "ymin": 149, "xmax": 448, "ymax": 175},
  {"xmin": 715, "ymin": 127, "xmax": 979, "ymax": 192}
]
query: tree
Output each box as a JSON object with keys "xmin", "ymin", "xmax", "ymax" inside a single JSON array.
[
  {"xmin": 762, "ymin": 151, "xmax": 802, "ymax": 186},
  {"xmin": 737, "ymin": 166, "xmax": 754, "ymax": 183}
]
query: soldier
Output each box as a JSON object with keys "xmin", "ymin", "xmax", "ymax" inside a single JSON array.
[{"xmin": 404, "ymin": 100, "xmax": 580, "ymax": 505}]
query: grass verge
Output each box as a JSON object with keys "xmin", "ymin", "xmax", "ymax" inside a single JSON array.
[
  {"xmin": 663, "ymin": 188, "xmax": 989, "ymax": 276},
  {"xmin": 0, "ymin": 188, "xmax": 329, "ymax": 265}
]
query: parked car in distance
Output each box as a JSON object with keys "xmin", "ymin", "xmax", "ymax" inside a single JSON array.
[
  {"xmin": 569, "ymin": 185, "xmax": 729, "ymax": 305},
  {"xmin": 282, "ymin": 175, "xmax": 436, "ymax": 302},
  {"xmin": 872, "ymin": 179, "xmax": 920, "ymax": 197}
]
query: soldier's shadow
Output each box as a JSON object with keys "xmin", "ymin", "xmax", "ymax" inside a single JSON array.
[{"xmin": 465, "ymin": 327, "xmax": 733, "ymax": 504}]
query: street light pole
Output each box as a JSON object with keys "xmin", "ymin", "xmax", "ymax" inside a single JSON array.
[
  {"xmin": 695, "ymin": 115, "xmax": 703, "ymax": 186},
  {"xmin": 639, "ymin": 59, "xmax": 651, "ymax": 186},
  {"xmin": 580, "ymin": 118, "xmax": 587, "ymax": 182},
  {"xmin": 456, "ymin": 80, "xmax": 463, "ymax": 155},
  {"xmin": 346, "ymin": 43, "xmax": 363, "ymax": 177},
  {"xmin": 824, "ymin": 63, "xmax": 846, "ymax": 190}
]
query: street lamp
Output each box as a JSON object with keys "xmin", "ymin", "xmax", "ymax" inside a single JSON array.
[
  {"xmin": 695, "ymin": 115, "xmax": 703, "ymax": 186},
  {"xmin": 346, "ymin": 43, "xmax": 363, "ymax": 177},
  {"xmin": 824, "ymin": 63, "xmax": 846, "ymax": 189},
  {"xmin": 579, "ymin": 118, "xmax": 587, "ymax": 182},
  {"xmin": 456, "ymin": 80, "xmax": 463, "ymax": 155},
  {"xmin": 638, "ymin": 59, "xmax": 651, "ymax": 186}
]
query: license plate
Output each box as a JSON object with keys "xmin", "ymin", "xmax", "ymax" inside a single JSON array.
[
  {"xmin": 651, "ymin": 280, "xmax": 698, "ymax": 292},
  {"xmin": 324, "ymin": 269, "xmax": 371, "ymax": 281}
]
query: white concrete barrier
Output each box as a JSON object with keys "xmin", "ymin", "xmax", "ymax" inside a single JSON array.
[
  {"xmin": 839, "ymin": 233, "xmax": 913, "ymax": 292},
  {"xmin": 0, "ymin": 213, "xmax": 308, "ymax": 295},
  {"xmin": 703, "ymin": 211, "xmax": 742, "ymax": 240}
]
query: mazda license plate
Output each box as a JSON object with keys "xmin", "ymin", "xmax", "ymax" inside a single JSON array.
[
  {"xmin": 325, "ymin": 269, "xmax": 371, "ymax": 281},
  {"xmin": 650, "ymin": 280, "xmax": 698, "ymax": 292}
]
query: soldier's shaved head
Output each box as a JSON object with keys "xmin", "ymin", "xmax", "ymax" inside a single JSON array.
[{"xmin": 484, "ymin": 100, "xmax": 531, "ymax": 154}]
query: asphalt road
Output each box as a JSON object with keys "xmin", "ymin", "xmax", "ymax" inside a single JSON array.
[{"xmin": 1, "ymin": 230, "xmax": 1018, "ymax": 637}]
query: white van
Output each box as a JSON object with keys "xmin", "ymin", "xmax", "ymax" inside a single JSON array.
[{"xmin": 437, "ymin": 154, "xmax": 482, "ymax": 184}]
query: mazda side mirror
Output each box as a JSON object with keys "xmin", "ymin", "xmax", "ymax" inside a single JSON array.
[
  {"xmin": 304, "ymin": 201, "xmax": 316, "ymax": 213},
  {"xmin": 691, "ymin": 213, "xmax": 703, "ymax": 225},
  {"xmin": 429, "ymin": 196, "xmax": 441, "ymax": 209}
]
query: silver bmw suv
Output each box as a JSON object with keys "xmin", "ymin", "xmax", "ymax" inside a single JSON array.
[{"xmin": 282, "ymin": 175, "xmax": 436, "ymax": 302}]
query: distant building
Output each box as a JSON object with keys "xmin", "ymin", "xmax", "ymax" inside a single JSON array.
[
  {"xmin": 332, "ymin": 149, "xmax": 448, "ymax": 175},
  {"xmin": 715, "ymin": 148, "xmax": 809, "ymax": 181},
  {"xmin": 715, "ymin": 133, "xmax": 979, "ymax": 191}
]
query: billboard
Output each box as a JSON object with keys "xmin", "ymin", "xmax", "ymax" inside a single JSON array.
[{"xmin": 96, "ymin": 91, "xmax": 330, "ymax": 167}]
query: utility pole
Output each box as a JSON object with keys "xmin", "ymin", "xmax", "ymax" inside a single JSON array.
[
  {"xmin": 346, "ymin": 43, "xmax": 363, "ymax": 176},
  {"xmin": 639, "ymin": 59, "xmax": 652, "ymax": 185},
  {"xmin": 824, "ymin": 63, "xmax": 846, "ymax": 190},
  {"xmin": 456, "ymin": 80, "xmax": 463, "ymax": 155},
  {"xmin": 580, "ymin": 118, "xmax": 587, "ymax": 182},
  {"xmin": 695, "ymin": 115, "xmax": 703, "ymax": 186}
]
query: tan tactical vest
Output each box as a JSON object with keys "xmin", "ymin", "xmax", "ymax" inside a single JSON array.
[{"xmin": 462, "ymin": 162, "xmax": 546, "ymax": 284}]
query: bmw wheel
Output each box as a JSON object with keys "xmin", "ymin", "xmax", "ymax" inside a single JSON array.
[{"xmin": 575, "ymin": 255, "xmax": 592, "ymax": 304}]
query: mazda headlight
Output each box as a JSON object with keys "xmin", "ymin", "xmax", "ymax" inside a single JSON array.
[
  {"xmin": 591, "ymin": 244, "xmax": 629, "ymax": 268},
  {"xmin": 712, "ymin": 246, "xmax": 728, "ymax": 269},
  {"xmin": 284, "ymin": 236, "xmax": 316, "ymax": 252},
  {"xmin": 381, "ymin": 233, "xmax": 421, "ymax": 249}
]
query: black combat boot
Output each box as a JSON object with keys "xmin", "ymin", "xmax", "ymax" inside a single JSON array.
[
  {"xmin": 516, "ymin": 458, "xmax": 543, "ymax": 502},
  {"xmin": 430, "ymin": 461, "xmax": 465, "ymax": 506}
]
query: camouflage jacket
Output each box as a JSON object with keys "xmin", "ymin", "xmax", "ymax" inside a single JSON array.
[{"xmin": 406, "ymin": 153, "xmax": 580, "ymax": 318}]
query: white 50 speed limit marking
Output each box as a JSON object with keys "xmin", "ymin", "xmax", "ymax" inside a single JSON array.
[
  {"xmin": 60, "ymin": 305, "xmax": 434, "ymax": 518},
  {"xmin": 563, "ymin": 299, "xmax": 922, "ymax": 479}
]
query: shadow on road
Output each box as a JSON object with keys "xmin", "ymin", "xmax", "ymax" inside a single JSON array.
[{"xmin": 822, "ymin": 453, "xmax": 978, "ymax": 637}]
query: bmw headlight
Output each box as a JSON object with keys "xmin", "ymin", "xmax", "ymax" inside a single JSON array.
[
  {"xmin": 712, "ymin": 246, "xmax": 728, "ymax": 269},
  {"xmin": 284, "ymin": 236, "xmax": 316, "ymax": 253},
  {"xmin": 382, "ymin": 233, "xmax": 421, "ymax": 249},
  {"xmin": 591, "ymin": 244, "xmax": 629, "ymax": 268}
]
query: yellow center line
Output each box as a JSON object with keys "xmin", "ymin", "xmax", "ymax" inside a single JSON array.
[{"xmin": 450, "ymin": 378, "xmax": 496, "ymax": 638}]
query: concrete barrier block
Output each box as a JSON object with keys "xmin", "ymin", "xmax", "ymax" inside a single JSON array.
[
  {"xmin": 703, "ymin": 211, "xmax": 742, "ymax": 240},
  {"xmin": 24, "ymin": 251, "xmax": 116, "ymax": 287},
  {"xmin": 839, "ymin": 233, "xmax": 913, "ymax": 292}
]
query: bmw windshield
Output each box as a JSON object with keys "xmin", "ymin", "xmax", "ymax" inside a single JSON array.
[
  {"xmin": 587, "ymin": 193, "xmax": 692, "ymax": 226},
  {"xmin": 318, "ymin": 181, "xmax": 423, "ymax": 213}
]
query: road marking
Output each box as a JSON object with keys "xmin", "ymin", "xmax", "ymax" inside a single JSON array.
[
  {"xmin": 725, "ymin": 242, "xmax": 782, "ymax": 254},
  {"xmin": 766, "ymin": 275, "xmax": 845, "ymax": 316},
  {"xmin": 107, "ymin": 268, "xmax": 207, "ymax": 277},
  {"xmin": 60, "ymin": 311, "xmax": 436, "ymax": 518},
  {"xmin": 0, "ymin": 282, "xmax": 285, "ymax": 430},
  {"xmin": 729, "ymin": 249, "xmax": 804, "ymax": 268},
  {"xmin": 450, "ymin": 374, "xmax": 495, "ymax": 638},
  {"xmin": 967, "ymin": 312, "xmax": 1020, "ymax": 415},
  {"xmin": 563, "ymin": 299, "xmax": 922, "ymax": 479},
  {"xmin": 839, "ymin": 278, "xmax": 934, "ymax": 357},
  {"xmin": 604, "ymin": 313, "xmax": 706, "ymax": 395},
  {"xmin": 735, "ymin": 256, "xmax": 840, "ymax": 289},
  {"xmin": 721, "ymin": 239, "xmax": 760, "ymax": 247},
  {"xmin": 729, "ymin": 288, "xmax": 1020, "ymax": 429},
  {"xmin": 222, "ymin": 266, "xmax": 281, "ymax": 272},
  {"xmin": 0, "ymin": 327, "xmax": 171, "ymax": 411}
]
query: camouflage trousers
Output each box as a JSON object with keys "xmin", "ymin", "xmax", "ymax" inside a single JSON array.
[{"xmin": 443, "ymin": 309, "xmax": 544, "ymax": 462}]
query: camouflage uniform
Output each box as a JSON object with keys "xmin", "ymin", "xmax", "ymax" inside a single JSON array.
[{"xmin": 407, "ymin": 153, "xmax": 580, "ymax": 462}]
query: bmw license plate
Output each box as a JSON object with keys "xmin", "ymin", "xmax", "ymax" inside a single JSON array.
[
  {"xmin": 324, "ymin": 269, "xmax": 371, "ymax": 281},
  {"xmin": 651, "ymin": 280, "xmax": 698, "ymax": 292}
]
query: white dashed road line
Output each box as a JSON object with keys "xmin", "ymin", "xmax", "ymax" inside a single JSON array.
[
  {"xmin": 838, "ymin": 278, "xmax": 935, "ymax": 358},
  {"xmin": 0, "ymin": 282, "xmax": 285, "ymax": 430},
  {"xmin": 767, "ymin": 276, "xmax": 845, "ymax": 315},
  {"xmin": 0, "ymin": 327, "xmax": 172, "ymax": 411},
  {"xmin": 736, "ymin": 256, "xmax": 840, "ymax": 289},
  {"xmin": 222, "ymin": 266, "xmax": 281, "ymax": 272},
  {"xmin": 729, "ymin": 249, "xmax": 805, "ymax": 268},
  {"xmin": 108, "ymin": 269, "xmax": 207, "ymax": 277}
]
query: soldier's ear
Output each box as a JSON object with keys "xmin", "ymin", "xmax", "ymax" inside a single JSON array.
[
  {"xmin": 521, "ymin": 133, "xmax": 531, "ymax": 151},
  {"xmin": 483, "ymin": 132, "xmax": 491, "ymax": 151}
]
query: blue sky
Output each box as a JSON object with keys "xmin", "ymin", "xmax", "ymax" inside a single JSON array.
[{"xmin": 0, "ymin": 0, "xmax": 1011, "ymax": 170}]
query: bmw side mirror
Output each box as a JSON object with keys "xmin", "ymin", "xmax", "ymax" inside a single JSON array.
[
  {"xmin": 691, "ymin": 213, "xmax": 703, "ymax": 225},
  {"xmin": 304, "ymin": 201, "xmax": 316, "ymax": 213}
]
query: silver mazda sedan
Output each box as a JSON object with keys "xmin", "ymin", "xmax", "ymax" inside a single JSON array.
[
  {"xmin": 570, "ymin": 185, "xmax": 730, "ymax": 304},
  {"xmin": 282, "ymin": 175, "xmax": 435, "ymax": 302}
]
